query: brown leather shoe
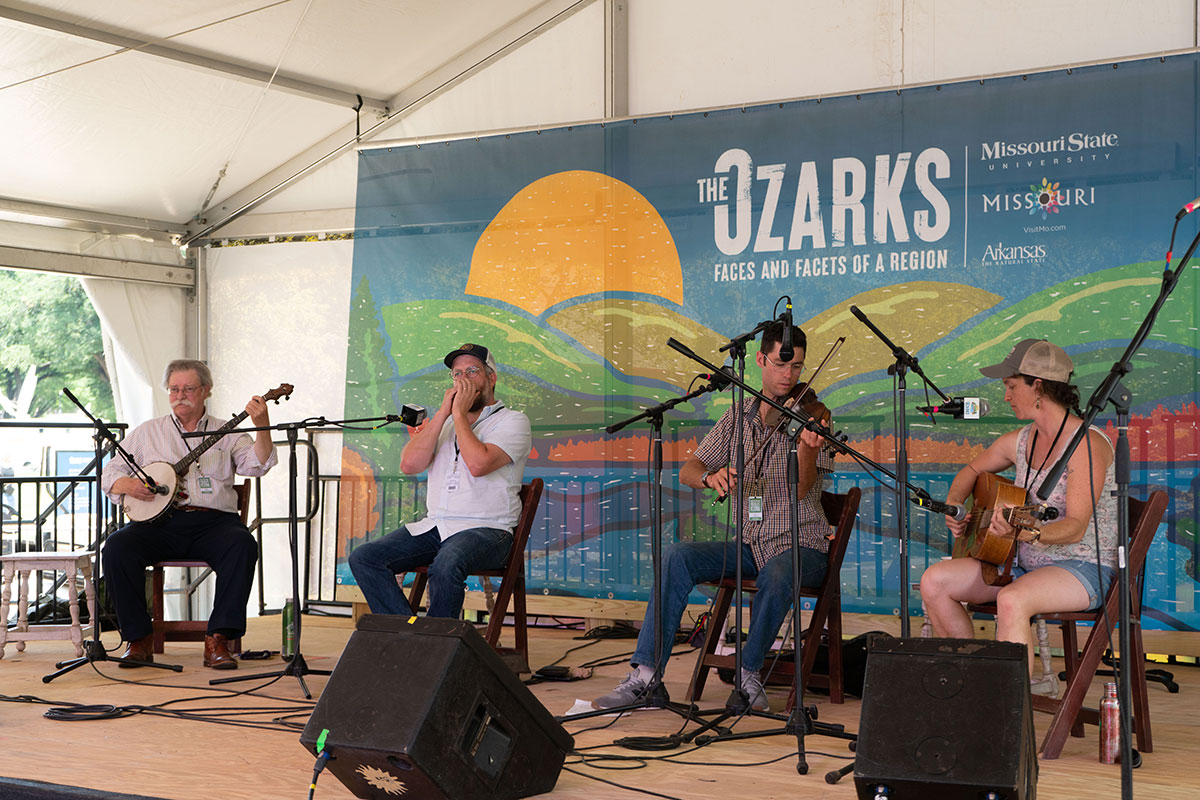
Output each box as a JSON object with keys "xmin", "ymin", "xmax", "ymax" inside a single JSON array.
[
  {"xmin": 117, "ymin": 634, "xmax": 155, "ymax": 668},
  {"xmin": 203, "ymin": 633, "xmax": 238, "ymax": 670}
]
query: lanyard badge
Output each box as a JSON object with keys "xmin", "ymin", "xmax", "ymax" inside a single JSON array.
[{"xmin": 747, "ymin": 480, "xmax": 764, "ymax": 521}]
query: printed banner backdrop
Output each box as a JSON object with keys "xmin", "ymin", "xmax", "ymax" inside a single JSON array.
[{"xmin": 339, "ymin": 53, "xmax": 1199, "ymax": 631}]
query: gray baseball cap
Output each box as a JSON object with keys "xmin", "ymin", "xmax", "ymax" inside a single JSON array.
[{"xmin": 979, "ymin": 339, "xmax": 1073, "ymax": 382}]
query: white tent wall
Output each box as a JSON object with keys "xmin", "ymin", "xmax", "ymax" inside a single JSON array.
[
  {"xmin": 625, "ymin": 0, "xmax": 1198, "ymax": 114},
  {"xmin": 81, "ymin": 277, "xmax": 186, "ymax": 424},
  {"xmin": 203, "ymin": 239, "xmax": 353, "ymax": 613}
]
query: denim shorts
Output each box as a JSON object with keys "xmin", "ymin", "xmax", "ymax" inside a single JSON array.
[{"xmin": 1011, "ymin": 559, "xmax": 1116, "ymax": 610}]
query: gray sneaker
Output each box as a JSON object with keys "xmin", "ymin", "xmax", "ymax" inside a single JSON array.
[
  {"xmin": 739, "ymin": 667, "xmax": 770, "ymax": 712},
  {"xmin": 592, "ymin": 670, "xmax": 670, "ymax": 710}
]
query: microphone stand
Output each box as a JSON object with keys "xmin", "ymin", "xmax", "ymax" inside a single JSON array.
[
  {"xmin": 716, "ymin": 322, "xmax": 757, "ymax": 715},
  {"xmin": 183, "ymin": 414, "xmax": 401, "ymax": 697},
  {"xmin": 685, "ymin": 321, "xmax": 768, "ymax": 723},
  {"xmin": 666, "ymin": 337, "xmax": 856, "ymax": 774},
  {"xmin": 847, "ymin": 306, "xmax": 952, "ymax": 637},
  {"xmin": 561, "ymin": 375, "xmax": 732, "ymax": 724},
  {"xmin": 1032, "ymin": 221, "xmax": 1200, "ymax": 797},
  {"xmin": 44, "ymin": 392, "xmax": 183, "ymax": 681}
]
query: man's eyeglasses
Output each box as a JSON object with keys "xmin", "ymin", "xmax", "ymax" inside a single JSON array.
[
  {"xmin": 167, "ymin": 385, "xmax": 204, "ymax": 396},
  {"xmin": 762, "ymin": 355, "xmax": 805, "ymax": 374},
  {"xmin": 450, "ymin": 366, "xmax": 486, "ymax": 380}
]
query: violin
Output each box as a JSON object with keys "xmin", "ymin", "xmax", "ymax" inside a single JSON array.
[
  {"xmin": 709, "ymin": 337, "xmax": 843, "ymax": 505},
  {"xmin": 762, "ymin": 380, "xmax": 830, "ymax": 431}
]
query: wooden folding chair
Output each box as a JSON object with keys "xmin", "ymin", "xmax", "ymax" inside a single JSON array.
[
  {"xmin": 687, "ymin": 487, "xmax": 861, "ymax": 708},
  {"xmin": 407, "ymin": 478, "xmax": 543, "ymax": 673},
  {"xmin": 149, "ymin": 479, "xmax": 251, "ymax": 654},
  {"xmin": 969, "ymin": 489, "xmax": 1167, "ymax": 759}
]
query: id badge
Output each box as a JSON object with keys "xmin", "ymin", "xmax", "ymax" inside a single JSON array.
[
  {"xmin": 198, "ymin": 476, "xmax": 214, "ymax": 494},
  {"xmin": 748, "ymin": 495, "xmax": 764, "ymax": 521},
  {"xmin": 445, "ymin": 470, "xmax": 461, "ymax": 493}
]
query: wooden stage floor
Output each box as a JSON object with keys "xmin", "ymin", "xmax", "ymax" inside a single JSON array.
[{"xmin": 1, "ymin": 613, "xmax": 1197, "ymax": 799}]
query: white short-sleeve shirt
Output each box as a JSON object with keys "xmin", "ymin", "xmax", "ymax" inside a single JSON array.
[{"xmin": 406, "ymin": 401, "xmax": 532, "ymax": 540}]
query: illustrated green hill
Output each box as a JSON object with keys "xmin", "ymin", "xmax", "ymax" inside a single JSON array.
[
  {"xmin": 379, "ymin": 298, "xmax": 716, "ymax": 430},
  {"xmin": 821, "ymin": 262, "xmax": 1196, "ymax": 417}
]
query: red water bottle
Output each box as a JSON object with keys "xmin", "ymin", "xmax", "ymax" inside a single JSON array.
[{"xmin": 1099, "ymin": 681, "xmax": 1119, "ymax": 763}]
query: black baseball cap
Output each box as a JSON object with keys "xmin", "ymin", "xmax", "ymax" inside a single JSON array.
[{"xmin": 443, "ymin": 343, "xmax": 497, "ymax": 372}]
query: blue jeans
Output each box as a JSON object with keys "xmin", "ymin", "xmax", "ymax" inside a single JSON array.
[
  {"xmin": 348, "ymin": 525, "xmax": 513, "ymax": 617},
  {"xmin": 1011, "ymin": 559, "xmax": 1117, "ymax": 611},
  {"xmin": 632, "ymin": 540, "xmax": 828, "ymax": 673}
]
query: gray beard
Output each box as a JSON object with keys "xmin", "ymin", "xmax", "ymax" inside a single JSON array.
[{"xmin": 470, "ymin": 396, "xmax": 487, "ymax": 413}]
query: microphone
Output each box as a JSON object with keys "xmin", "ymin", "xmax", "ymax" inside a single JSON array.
[
  {"xmin": 666, "ymin": 337, "xmax": 697, "ymax": 360},
  {"xmin": 778, "ymin": 298, "xmax": 794, "ymax": 362},
  {"xmin": 699, "ymin": 367, "xmax": 734, "ymax": 391},
  {"xmin": 912, "ymin": 495, "xmax": 969, "ymax": 521},
  {"xmin": 1176, "ymin": 196, "xmax": 1200, "ymax": 220},
  {"xmin": 917, "ymin": 397, "xmax": 991, "ymax": 419},
  {"xmin": 388, "ymin": 403, "xmax": 427, "ymax": 427}
]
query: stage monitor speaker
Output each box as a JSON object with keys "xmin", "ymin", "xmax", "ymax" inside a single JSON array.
[
  {"xmin": 300, "ymin": 614, "xmax": 573, "ymax": 800},
  {"xmin": 853, "ymin": 637, "xmax": 1037, "ymax": 800}
]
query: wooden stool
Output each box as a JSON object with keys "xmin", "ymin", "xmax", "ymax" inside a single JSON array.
[{"xmin": 0, "ymin": 551, "xmax": 97, "ymax": 658}]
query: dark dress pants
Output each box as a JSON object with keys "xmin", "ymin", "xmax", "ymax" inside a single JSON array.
[{"xmin": 101, "ymin": 509, "xmax": 258, "ymax": 642}]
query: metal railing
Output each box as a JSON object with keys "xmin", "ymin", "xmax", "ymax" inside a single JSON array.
[
  {"xmin": 1, "ymin": 420, "xmax": 126, "ymax": 626},
  {"xmin": 14, "ymin": 414, "xmax": 1187, "ymax": 626}
]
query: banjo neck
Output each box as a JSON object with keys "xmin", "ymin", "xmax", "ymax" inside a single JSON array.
[
  {"xmin": 172, "ymin": 410, "xmax": 250, "ymax": 477},
  {"xmin": 168, "ymin": 382, "xmax": 294, "ymax": 478}
]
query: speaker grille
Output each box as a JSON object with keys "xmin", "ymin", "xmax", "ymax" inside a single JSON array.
[
  {"xmin": 854, "ymin": 637, "xmax": 1037, "ymax": 800},
  {"xmin": 301, "ymin": 615, "xmax": 573, "ymax": 800}
]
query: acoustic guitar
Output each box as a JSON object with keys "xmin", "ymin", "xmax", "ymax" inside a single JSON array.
[
  {"xmin": 951, "ymin": 472, "xmax": 1050, "ymax": 586},
  {"xmin": 122, "ymin": 383, "xmax": 293, "ymax": 523}
]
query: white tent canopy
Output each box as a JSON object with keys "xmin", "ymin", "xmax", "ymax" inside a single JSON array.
[{"xmin": 4, "ymin": 0, "xmax": 1194, "ymax": 250}]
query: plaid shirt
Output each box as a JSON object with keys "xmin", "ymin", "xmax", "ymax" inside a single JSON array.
[{"xmin": 693, "ymin": 395, "xmax": 835, "ymax": 568}]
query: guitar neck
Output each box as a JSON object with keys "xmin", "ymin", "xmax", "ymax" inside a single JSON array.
[{"xmin": 173, "ymin": 411, "xmax": 250, "ymax": 475}]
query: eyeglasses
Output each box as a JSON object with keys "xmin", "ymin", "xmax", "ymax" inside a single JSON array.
[
  {"xmin": 762, "ymin": 355, "xmax": 805, "ymax": 374},
  {"xmin": 450, "ymin": 367, "xmax": 486, "ymax": 380},
  {"xmin": 167, "ymin": 385, "xmax": 204, "ymax": 396}
]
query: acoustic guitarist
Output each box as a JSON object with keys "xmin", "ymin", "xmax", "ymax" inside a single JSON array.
[
  {"xmin": 101, "ymin": 359, "xmax": 277, "ymax": 669},
  {"xmin": 918, "ymin": 339, "xmax": 1117, "ymax": 684}
]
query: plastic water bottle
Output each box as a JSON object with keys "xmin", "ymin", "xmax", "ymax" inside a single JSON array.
[
  {"xmin": 1099, "ymin": 682, "xmax": 1119, "ymax": 763},
  {"xmin": 282, "ymin": 598, "xmax": 296, "ymax": 659}
]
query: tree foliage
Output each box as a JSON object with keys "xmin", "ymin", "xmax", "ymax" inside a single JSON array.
[
  {"xmin": 343, "ymin": 276, "xmax": 407, "ymax": 471},
  {"xmin": 0, "ymin": 270, "xmax": 114, "ymax": 419}
]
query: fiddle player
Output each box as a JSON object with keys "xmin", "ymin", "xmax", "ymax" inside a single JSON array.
[
  {"xmin": 101, "ymin": 359, "xmax": 276, "ymax": 669},
  {"xmin": 592, "ymin": 321, "xmax": 835, "ymax": 712},
  {"xmin": 919, "ymin": 339, "xmax": 1117, "ymax": 686}
]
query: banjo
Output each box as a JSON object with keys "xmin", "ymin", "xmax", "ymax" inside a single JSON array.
[{"xmin": 122, "ymin": 383, "xmax": 293, "ymax": 523}]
